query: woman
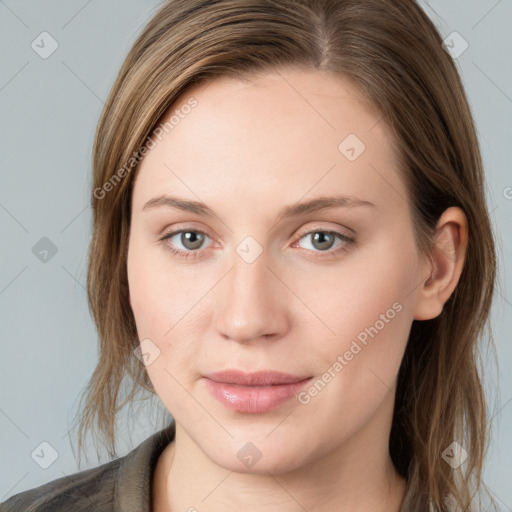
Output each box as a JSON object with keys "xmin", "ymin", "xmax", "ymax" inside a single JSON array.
[{"xmin": 1, "ymin": 0, "xmax": 498, "ymax": 510}]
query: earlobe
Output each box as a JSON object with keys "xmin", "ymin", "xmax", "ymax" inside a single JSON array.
[{"xmin": 413, "ymin": 207, "xmax": 468, "ymax": 321}]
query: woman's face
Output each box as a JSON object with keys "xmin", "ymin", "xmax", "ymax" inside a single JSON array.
[{"xmin": 127, "ymin": 68, "xmax": 428, "ymax": 473}]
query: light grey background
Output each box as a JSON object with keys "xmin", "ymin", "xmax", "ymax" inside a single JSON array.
[{"xmin": 0, "ymin": 0, "xmax": 511, "ymax": 507}]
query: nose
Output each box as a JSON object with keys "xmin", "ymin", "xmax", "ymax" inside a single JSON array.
[{"xmin": 214, "ymin": 250, "xmax": 290, "ymax": 345}]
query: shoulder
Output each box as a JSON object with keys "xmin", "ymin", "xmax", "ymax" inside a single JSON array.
[
  {"xmin": 0, "ymin": 457, "xmax": 120, "ymax": 512},
  {"xmin": 0, "ymin": 421, "xmax": 176, "ymax": 512}
]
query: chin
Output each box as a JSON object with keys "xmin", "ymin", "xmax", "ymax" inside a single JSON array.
[{"xmin": 206, "ymin": 438, "xmax": 311, "ymax": 476}]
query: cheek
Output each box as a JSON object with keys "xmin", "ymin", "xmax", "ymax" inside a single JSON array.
[
  {"xmin": 127, "ymin": 247, "xmax": 201, "ymax": 416},
  {"xmin": 128, "ymin": 239, "xmax": 173, "ymax": 374},
  {"xmin": 300, "ymin": 235, "xmax": 417, "ymax": 383},
  {"xmin": 344, "ymin": 227, "xmax": 417, "ymax": 329},
  {"xmin": 127, "ymin": 238, "xmax": 207, "ymax": 380},
  {"xmin": 291, "ymin": 249, "xmax": 416, "ymax": 442},
  {"xmin": 128, "ymin": 235, "xmax": 186, "ymax": 337}
]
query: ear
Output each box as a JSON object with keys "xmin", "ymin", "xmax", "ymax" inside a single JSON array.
[{"xmin": 413, "ymin": 206, "xmax": 468, "ymax": 321}]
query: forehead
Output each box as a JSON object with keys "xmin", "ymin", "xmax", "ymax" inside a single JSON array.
[{"xmin": 131, "ymin": 68, "xmax": 407, "ymax": 216}]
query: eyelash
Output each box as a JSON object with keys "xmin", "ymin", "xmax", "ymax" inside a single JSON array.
[{"xmin": 159, "ymin": 227, "xmax": 355, "ymax": 261}]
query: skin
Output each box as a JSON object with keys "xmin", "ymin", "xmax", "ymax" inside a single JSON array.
[{"xmin": 126, "ymin": 67, "xmax": 468, "ymax": 511}]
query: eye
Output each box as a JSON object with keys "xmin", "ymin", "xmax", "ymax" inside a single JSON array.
[
  {"xmin": 159, "ymin": 226, "xmax": 355, "ymax": 261},
  {"xmin": 292, "ymin": 229, "xmax": 354, "ymax": 257},
  {"xmin": 160, "ymin": 228, "xmax": 212, "ymax": 260}
]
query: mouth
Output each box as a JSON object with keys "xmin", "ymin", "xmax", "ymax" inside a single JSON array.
[{"xmin": 202, "ymin": 370, "xmax": 313, "ymax": 413}]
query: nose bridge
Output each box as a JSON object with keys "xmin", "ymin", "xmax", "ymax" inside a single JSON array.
[{"xmin": 214, "ymin": 244, "xmax": 288, "ymax": 343}]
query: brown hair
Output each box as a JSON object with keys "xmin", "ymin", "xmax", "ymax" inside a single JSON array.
[{"xmin": 73, "ymin": 0, "xmax": 499, "ymax": 510}]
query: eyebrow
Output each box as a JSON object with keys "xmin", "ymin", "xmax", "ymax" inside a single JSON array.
[{"xmin": 142, "ymin": 193, "xmax": 376, "ymax": 218}]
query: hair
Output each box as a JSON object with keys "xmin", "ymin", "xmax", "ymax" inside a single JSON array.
[{"xmin": 71, "ymin": 0, "xmax": 499, "ymax": 510}]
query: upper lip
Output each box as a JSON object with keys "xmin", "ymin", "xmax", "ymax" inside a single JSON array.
[{"xmin": 203, "ymin": 370, "xmax": 312, "ymax": 386}]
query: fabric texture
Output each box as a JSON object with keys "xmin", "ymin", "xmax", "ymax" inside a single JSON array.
[{"xmin": 0, "ymin": 420, "xmax": 176, "ymax": 512}]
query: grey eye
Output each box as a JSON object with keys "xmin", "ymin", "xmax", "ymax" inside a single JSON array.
[
  {"xmin": 308, "ymin": 232, "xmax": 336, "ymax": 251},
  {"xmin": 179, "ymin": 231, "xmax": 206, "ymax": 250}
]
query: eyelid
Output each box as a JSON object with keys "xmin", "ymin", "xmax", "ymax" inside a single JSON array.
[
  {"xmin": 159, "ymin": 221, "xmax": 216, "ymax": 244},
  {"xmin": 293, "ymin": 223, "xmax": 354, "ymax": 240}
]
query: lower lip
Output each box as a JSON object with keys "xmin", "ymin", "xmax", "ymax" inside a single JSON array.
[{"xmin": 203, "ymin": 377, "xmax": 313, "ymax": 413}]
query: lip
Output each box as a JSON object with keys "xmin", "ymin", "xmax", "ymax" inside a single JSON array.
[{"xmin": 203, "ymin": 370, "xmax": 313, "ymax": 413}]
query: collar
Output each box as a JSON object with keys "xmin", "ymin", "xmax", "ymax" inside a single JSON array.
[{"xmin": 115, "ymin": 419, "xmax": 176, "ymax": 512}]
